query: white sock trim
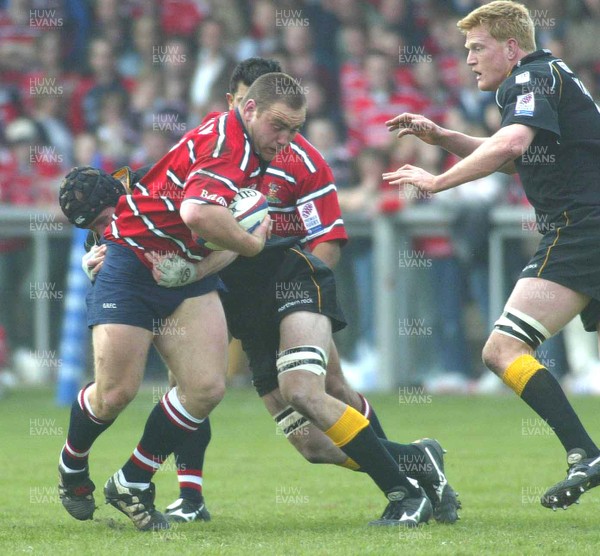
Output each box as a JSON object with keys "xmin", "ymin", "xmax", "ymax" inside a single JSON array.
[
  {"xmin": 82, "ymin": 385, "xmax": 100, "ymax": 421},
  {"xmin": 166, "ymin": 387, "xmax": 204, "ymax": 425}
]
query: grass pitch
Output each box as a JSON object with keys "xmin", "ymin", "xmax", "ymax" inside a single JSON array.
[{"xmin": 1, "ymin": 387, "xmax": 600, "ymax": 555}]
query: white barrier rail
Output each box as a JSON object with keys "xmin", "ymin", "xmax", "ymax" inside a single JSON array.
[{"xmin": 0, "ymin": 204, "xmax": 535, "ymax": 386}]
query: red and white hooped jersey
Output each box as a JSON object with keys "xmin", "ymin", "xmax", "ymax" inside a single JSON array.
[
  {"xmin": 105, "ymin": 110, "xmax": 264, "ymax": 266},
  {"xmin": 259, "ymin": 133, "xmax": 347, "ymax": 250}
]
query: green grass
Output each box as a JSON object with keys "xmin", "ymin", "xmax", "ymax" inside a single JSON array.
[{"xmin": 1, "ymin": 387, "xmax": 600, "ymax": 555}]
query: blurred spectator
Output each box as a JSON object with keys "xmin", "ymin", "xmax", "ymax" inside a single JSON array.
[
  {"xmin": 1, "ymin": 117, "xmax": 63, "ymax": 205},
  {"xmin": 159, "ymin": 35, "xmax": 195, "ymax": 122},
  {"xmin": 96, "ymin": 89, "xmax": 136, "ymax": 168},
  {"xmin": 236, "ymin": 0, "xmax": 279, "ymax": 60},
  {"xmin": 0, "ymin": 0, "xmax": 40, "ymax": 76},
  {"xmin": 338, "ymin": 24, "xmax": 368, "ymax": 96},
  {"xmin": 0, "ymin": 117, "xmax": 63, "ymax": 352},
  {"xmin": 0, "ymin": 0, "xmax": 598, "ymax": 387},
  {"xmin": 69, "ymin": 36, "xmax": 133, "ymax": 133},
  {"xmin": 345, "ymin": 50, "xmax": 428, "ymax": 152},
  {"xmin": 23, "ymin": 30, "xmax": 80, "ymax": 114},
  {"xmin": 160, "ymin": 0, "xmax": 209, "ymax": 38},
  {"xmin": 90, "ymin": 0, "xmax": 139, "ymax": 57},
  {"xmin": 305, "ymin": 117, "xmax": 351, "ymax": 189},
  {"xmin": 189, "ymin": 18, "xmax": 236, "ymax": 124},
  {"xmin": 72, "ymin": 132, "xmax": 106, "ymax": 170},
  {"xmin": 281, "ymin": 24, "xmax": 335, "ymax": 104},
  {"xmin": 131, "ymin": 112, "xmax": 184, "ymax": 169},
  {"xmin": 118, "ymin": 15, "xmax": 162, "ymax": 79},
  {"xmin": 31, "ymin": 95, "xmax": 73, "ymax": 168}
]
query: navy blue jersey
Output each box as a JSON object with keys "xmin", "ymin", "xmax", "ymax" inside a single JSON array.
[{"xmin": 496, "ymin": 49, "xmax": 600, "ymax": 224}]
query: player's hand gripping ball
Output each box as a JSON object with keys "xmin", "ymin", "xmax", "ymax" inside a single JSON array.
[{"xmin": 198, "ymin": 188, "xmax": 269, "ymax": 250}]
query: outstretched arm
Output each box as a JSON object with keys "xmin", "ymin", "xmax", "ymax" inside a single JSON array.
[
  {"xmin": 384, "ymin": 123, "xmax": 535, "ymax": 193},
  {"xmin": 386, "ymin": 113, "xmax": 518, "ymax": 174}
]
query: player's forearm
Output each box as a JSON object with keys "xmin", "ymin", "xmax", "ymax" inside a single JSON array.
[
  {"xmin": 193, "ymin": 250, "xmax": 238, "ymax": 279},
  {"xmin": 181, "ymin": 203, "xmax": 262, "ymax": 257},
  {"xmin": 436, "ymin": 128, "xmax": 488, "ymax": 158},
  {"xmin": 434, "ymin": 133, "xmax": 520, "ymax": 192}
]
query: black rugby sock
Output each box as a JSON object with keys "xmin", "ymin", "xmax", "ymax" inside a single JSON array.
[
  {"xmin": 521, "ymin": 369, "xmax": 600, "ymax": 456},
  {"xmin": 121, "ymin": 388, "xmax": 203, "ymax": 485},
  {"xmin": 60, "ymin": 383, "xmax": 114, "ymax": 472},
  {"xmin": 173, "ymin": 418, "xmax": 211, "ymax": 502},
  {"xmin": 325, "ymin": 406, "xmax": 421, "ymax": 497}
]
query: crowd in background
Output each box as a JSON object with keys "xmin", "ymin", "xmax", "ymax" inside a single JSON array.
[{"xmin": 1, "ymin": 0, "xmax": 600, "ymax": 391}]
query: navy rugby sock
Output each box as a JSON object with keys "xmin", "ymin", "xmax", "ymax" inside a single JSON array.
[
  {"xmin": 325, "ymin": 406, "xmax": 421, "ymax": 497},
  {"xmin": 521, "ymin": 369, "xmax": 600, "ymax": 456},
  {"xmin": 172, "ymin": 418, "xmax": 211, "ymax": 502},
  {"xmin": 121, "ymin": 388, "xmax": 203, "ymax": 486},
  {"xmin": 60, "ymin": 383, "xmax": 114, "ymax": 472}
]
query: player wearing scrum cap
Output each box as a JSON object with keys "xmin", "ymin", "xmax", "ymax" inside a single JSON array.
[
  {"xmin": 60, "ymin": 60, "xmax": 460, "ymax": 527},
  {"xmin": 56, "ymin": 73, "xmax": 300, "ymax": 531},
  {"xmin": 383, "ymin": 1, "xmax": 600, "ymax": 510}
]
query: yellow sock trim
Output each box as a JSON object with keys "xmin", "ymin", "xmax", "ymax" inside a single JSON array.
[
  {"xmin": 338, "ymin": 457, "xmax": 361, "ymax": 471},
  {"xmin": 502, "ymin": 354, "xmax": 545, "ymax": 396},
  {"xmin": 325, "ymin": 406, "xmax": 369, "ymax": 447}
]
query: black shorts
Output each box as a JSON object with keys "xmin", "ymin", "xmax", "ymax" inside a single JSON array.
[
  {"xmin": 220, "ymin": 246, "xmax": 346, "ymax": 396},
  {"xmin": 519, "ymin": 207, "xmax": 600, "ymax": 332},
  {"xmin": 87, "ymin": 241, "xmax": 221, "ymax": 331}
]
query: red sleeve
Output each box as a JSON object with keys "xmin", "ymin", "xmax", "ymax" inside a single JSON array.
[
  {"xmin": 295, "ymin": 149, "xmax": 348, "ymax": 250},
  {"xmin": 183, "ymin": 154, "xmax": 244, "ymax": 208},
  {"xmin": 181, "ymin": 114, "xmax": 250, "ymax": 208}
]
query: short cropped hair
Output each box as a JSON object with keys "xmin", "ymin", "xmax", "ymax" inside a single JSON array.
[
  {"xmin": 457, "ymin": 1, "xmax": 536, "ymax": 53},
  {"xmin": 242, "ymin": 72, "xmax": 306, "ymax": 113},
  {"xmin": 229, "ymin": 58, "xmax": 283, "ymax": 95}
]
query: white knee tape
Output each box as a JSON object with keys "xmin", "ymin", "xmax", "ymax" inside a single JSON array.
[
  {"xmin": 493, "ymin": 307, "xmax": 551, "ymax": 349},
  {"xmin": 276, "ymin": 345, "xmax": 327, "ymax": 376}
]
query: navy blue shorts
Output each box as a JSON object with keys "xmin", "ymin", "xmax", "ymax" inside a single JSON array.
[
  {"xmin": 86, "ymin": 241, "xmax": 221, "ymax": 331},
  {"xmin": 520, "ymin": 207, "xmax": 600, "ymax": 332}
]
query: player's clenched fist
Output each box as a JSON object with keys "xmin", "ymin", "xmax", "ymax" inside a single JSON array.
[{"xmin": 385, "ymin": 113, "xmax": 442, "ymax": 145}]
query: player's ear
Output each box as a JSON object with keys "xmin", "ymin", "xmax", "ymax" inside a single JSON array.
[
  {"xmin": 226, "ymin": 92, "xmax": 234, "ymax": 110},
  {"xmin": 506, "ymin": 38, "xmax": 518, "ymax": 61},
  {"xmin": 241, "ymin": 98, "xmax": 258, "ymax": 123}
]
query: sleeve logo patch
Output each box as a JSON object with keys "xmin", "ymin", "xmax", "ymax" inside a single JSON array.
[
  {"xmin": 515, "ymin": 71, "xmax": 530, "ymax": 84},
  {"xmin": 298, "ymin": 201, "xmax": 323, "ymax": 234},
  {"xmin": 200, "ymin": 190, "xmax": 227, "ymax": 206},
  {"xmin": 515, "ymin": 93, "xmax": 535, "ymax": 116}
]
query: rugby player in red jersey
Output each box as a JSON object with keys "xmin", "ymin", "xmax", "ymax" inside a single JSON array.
[
  {"xmin": 157, "ymin": 58, "xmax": 458, "ymax": 526},
  {"xmin": 57, "ymin": 72, "xmax": 303, "ymax": 531}
]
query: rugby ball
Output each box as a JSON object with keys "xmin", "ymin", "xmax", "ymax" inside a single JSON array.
[{"xmin": 202, "ymin": 188, "xmax": 269, "ymax": 250}]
